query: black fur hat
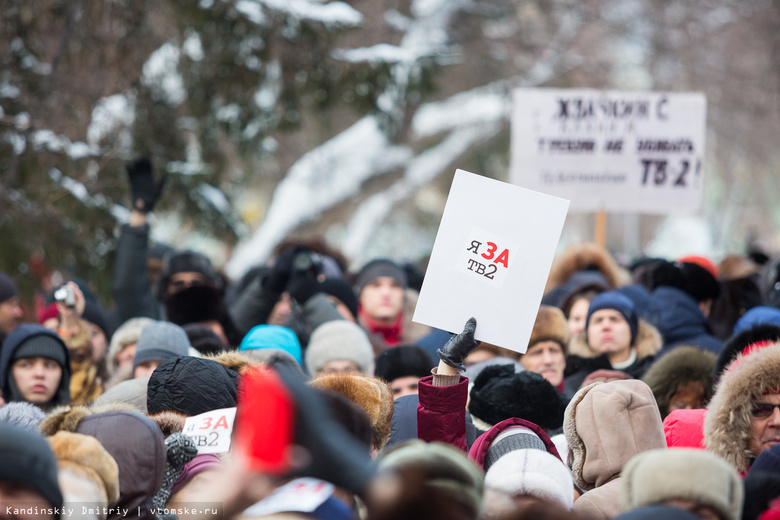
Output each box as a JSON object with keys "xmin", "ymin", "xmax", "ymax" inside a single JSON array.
[
  {"xmin": 715, "ymin": 324, "xmax": 780, "ymax": 382},
  {"xmin": 468, "ymin": 364, "xmax": 567, "ymax": 431},
  {"xmin": 651, "ymin": 261, "xmax": 720, "ymax": 302},
  {"xmin": 375, "ymin": 345, "xmax": 434, "ymax": 383},
  {"xmin": 164, "ymin": 284, "xmax": 224, "ymax": 327}
]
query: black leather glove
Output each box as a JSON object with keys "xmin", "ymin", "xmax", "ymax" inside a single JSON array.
[
  {"xmin": 126, "ymin": 157, "xmax": 167, "ymax": 213},
  {"xmin": 437, "ymin": 317, "xmax": 481, "ymax": 371},
  {"xmin": 287, "ymin": 276, "xmax": 321, "ymax": 306},
  {"xmin": 275, "ymin": 366, "xmax": 375, "ymax": 497},
  {"xmin": 263, "ymin": 248, "xmax": 300, "ymax": 293}
]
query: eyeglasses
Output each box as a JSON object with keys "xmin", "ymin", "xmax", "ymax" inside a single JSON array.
[{"xmin": 751, "ymin": 403, "xmax": 780, "ymax": 418}]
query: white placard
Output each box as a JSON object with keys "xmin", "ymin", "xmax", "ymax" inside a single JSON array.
[
  {"xmin": 510, "ymin": 88, "xmax": 707, "ymax": 214},
  {"xmin": 242, "ymin": 478, "xmax": 334, "ymax": 516},
  {"xmin": 413, "ymin": 169, "xmax": 569, "ymax": 353},
  {"xmin": 182, "ymin": 407, "xmax": 236, "ymax": 454}
]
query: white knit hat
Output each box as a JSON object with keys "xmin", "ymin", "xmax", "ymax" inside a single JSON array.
[
  {"xmin": 483, "ymin": 449, "xmax": 574, "ymax": 509},
  {"xmin": 305, "ymin": 320, "xmax": 375, "ymax": 376}
]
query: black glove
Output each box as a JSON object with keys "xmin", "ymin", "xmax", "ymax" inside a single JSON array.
[
  {"xmin": 437, "ymin": 317, "xmax": 481, "ymax": 371},
  {"xmin": 263, "ymin": 248, "xmax": 300, "ymax": 293},
  {"xmin": 275, "ymin": 366, "xmax": 376, "ymax": 497},
  {"xmin": 287, "ymin": 276, "xmax": 321, "ymax": 306},
  {"xmin": 126, "ymin": 157, "xmax": 167, "ymax": 213}
]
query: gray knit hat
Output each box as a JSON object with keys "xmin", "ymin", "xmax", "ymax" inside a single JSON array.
[
  {"xmin": 305, "ymin": 320, "xmax": 375, "ymax": 376},
  {"xmin": 133, "ymin": 321, "xmax": 190, "ymax": 370},
  {"xmin": 354, "ymin": 258, "xmax": 407, "ymax": 296},
  {"xmin": 12, "ymin": 334, "xmax": 68, "ymax": 369}
]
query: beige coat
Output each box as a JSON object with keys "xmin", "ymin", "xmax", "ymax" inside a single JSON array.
[{"xmin": 563, "ymin": 379, "xmax": 667, "ymax": 520}]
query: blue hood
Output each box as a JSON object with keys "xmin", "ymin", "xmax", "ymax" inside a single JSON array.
[{"xmin": 646, "ymin": 287, "xmax": 722, "ymax": 354}]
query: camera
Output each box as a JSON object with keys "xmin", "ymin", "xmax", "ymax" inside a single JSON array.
[
  {"xmin": 291, "ymin": 250, "xmax": 323, "ymax": 279},
  {"xmin": 54, "ymin": 285, "xmax": 76, "ymax": 308}
]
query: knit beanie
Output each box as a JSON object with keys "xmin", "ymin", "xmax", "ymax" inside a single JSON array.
[
  {"xmin": 0, "ymin": 420, "xmax": 63, "ymax": 509},
  {"xmin": 353, "ymin": 259, "xmax": 407, "ymax": 296},
  {"xmin": 374, "ymin": 345, "xmax": 434, "ymax": 383},
  {"xmin": 305, "ymin": 320, "xmax": 375, "ymax": 376},
  {"xmin": 12, "ymin": 333, "xmax": 68, "ymax": 368},
  {"xmin": 240, "ymin": 324, "xmax": 303, "ymax": 365},
  {"xmin": 0, "ymin": 271, "xmax": 17, "ymax": 303},
  {"xmin": 133, "ymin": 321, "xmax": 191, "ymax": 371},
  {"xmin": 483, "ymin": 426, "xmax": 546, "ymax": 470},
  {"xmin": 157, "ymin": 250, "xmax": 222, "ymax": 298},
  {"xmin": 484, "ymin": 449, "xmax": 574, "ymax": 509},
  {"xmin": 620, "ymin": 448, "xmax": 743, "ymax": 520},
  {"xmin": 586, "ymin": 291, "xmax": 639, "ymax": 343},
  {"xmin": 319, "ymin": 278, "xmax": 359, "ymax": 320}
]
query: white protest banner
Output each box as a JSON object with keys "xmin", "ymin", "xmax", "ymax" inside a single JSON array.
[
  {"xmin": 242, "ymin": 479, "xmax": 334, "ymax": 517},
  {"xmin": 183, "ymin": 407, "xmax": 236, "ymax": 454},
  {"xmin": 510, "ymin": 88, "xmax": 706, "ymax": 214},
  {"xmin": 413, "ymin": 169, "xmax": 569, "ymax": 353}
]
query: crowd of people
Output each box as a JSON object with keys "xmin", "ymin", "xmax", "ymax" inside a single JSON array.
[{"xmin": 4, "ymin": 159, "xmax": 780, "ymax": 520}]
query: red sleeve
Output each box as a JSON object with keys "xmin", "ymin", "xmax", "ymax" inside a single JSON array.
[{"xmin": 416, "ymin": 374, "xmax": 469, "ymax": 451}]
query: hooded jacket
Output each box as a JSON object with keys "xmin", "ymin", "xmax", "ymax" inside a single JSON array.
[
  {"xmin": 564, "ymin": 380, "xmax": 666, "ymax": 520},
  {"xmin": 704, "ymin": 343, "xmax": 780, "ymax": 473},
  {"xmin": 645, "ymin": 286, "xmax": 722, "ymax": 355},
  {"xmin": 0, "ymin": 323, "xmax": 71, "ymax": 409}
]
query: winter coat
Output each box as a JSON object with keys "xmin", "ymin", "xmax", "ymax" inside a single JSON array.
[
  {"xmin": 468, "ymin": 417, "xmax": 562, "ymax": 470},
  {"xmin": 645, "ymin": 286, "xmax": 722, "ymax": 355},
  {"xmin": 63, "ymin": 319, "xmax": 103, "ymax": 405},
  {"xmin": 112, "ymin": 224, "xmax": 162, "ymax": 323},
  {"xmin": 564, "ymin": 380, "xmax": 666, "ymax": 520},
  {"xmin": 417, "ymin": 374, "xmax": 470, "ymax": 450},
  {"xmin": 704, "ymin": 344, "xmax": 780, "ymax": 473},
  {"xmin": 663, "ymin": 408, "xmax": 706, "ymax": 449},
  {"xmin": 563, "ymin": 319, "xmax": 662, "ymax": 394},
  {"xmin": 0, "ymin": 324, "xmax": 71, "ymax": 409}
]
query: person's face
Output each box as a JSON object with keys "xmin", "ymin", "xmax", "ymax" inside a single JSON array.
[
  {"xmin": 11, "ymin": 357, "xmax": 61, "ymax": 406},
  {"xmin": 0, "ymin": 481, "xmax": 56, "ymax": 520},
  {"xmin": 389, "ymin": 376, "xmax": 421, "ymax": 398},
  {"xmin": 268, "ymin": 293, "xmax": 293, "ymax": 326},
  {"xmin": 663, "ymin": 498, "xmax": 722, "ymax": 520},
  {"xmin": 133, "ymin": 360, "xmax": 161, "ymax": 379},
  {"xmin": 0, "ymin": 297, "xmax": 23, "ymax": 335},
  {"xmin": 464, "ymin": 348, "xmax": 497, "ymax": 367},
  {"xmin": 87, "ymin": 322, "xmax": 108, "ymax": 362},
  {"xmin": 166, "ymin": 272, "xmax": 209, "ymax": 296},
  {"xmin": 587, "ymin": 309, "xmax": 632, "ymax": 361},
  {"xmin": 319, "ymin": 360, "xmax": 361, "ymax": 375},
  {"xmin": 359, "ymin": 277, "xmax": 404, "ymax": 323},
  {"xmin": 115, "ymin": 343, "xmax": 136, "ymax": 370},
  {"xmin": 568, "ymin": 298, "xmax": 590, "ymax": 336},
  {"xmin": 668, "ymin": 381, "xmax": 706, "ymax": 414},
  {"xmin": 520, "ymin": 340, "xmax": 566, "ymax": 387},
  {"xmin": 749, "ymin": 393, "xmax": 780, "ymax": 457}
]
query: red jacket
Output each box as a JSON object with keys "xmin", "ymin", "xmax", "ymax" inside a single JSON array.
[{"xmin": 416, "ymin": 374, "xmax": 469, "ymax": 450}]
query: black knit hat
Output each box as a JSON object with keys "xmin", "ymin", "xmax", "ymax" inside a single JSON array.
[
  {"xmin": 157, "ymin": 250, "xmax": 222, "ymax": 298},
  {"xmin": 468, "ymin": 365, "xmax": 568, "ymax": 431},
  {"xmin": 375, "ymin": 345, "xmax": 434, "ymax": 383},
  {"xmin": 0, "ymin": 421, "xmax": 63, "ymax": 508},
  {"xmin": 715, "ymin": 324, "xmax": 780, "ymax": 382},
  {"xmin": 0, "ymin": 271, "xmax": 18, "ymax": 303},
  {"xmin": 354, "ymin": 258, "xmax": 407, "ymax": 296},
  {"xmin": 12, "ymin": 334, "xmax": 68, "ymax": 369}
]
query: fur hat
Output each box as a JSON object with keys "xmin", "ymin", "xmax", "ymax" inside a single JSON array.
[
  {"xmin": 354, "ymin": 258, "xmax": 408, "ymax": 296},
  {"xmin": 164, "ymin": 284, "xmax": 225, "ymax": 327},
  {"xmin": 586, "ymin": 291, "xmax": 639, "ymax": 343},
  {"xmin": 49, "ymin": 431, "xmax": 120, "ymax": 505},
  {"xmin": 378, "ymin": 440, "xmax": 484, "ymax": 515},
  {"xmin": 0, "ymin": 401, "xmax": 46, "ymax": 431},
  {"xmin": 620, "ymin": 448, "xmax": 742, "ymax": 520},
  {"xmin": 715, "ymin": 324, "xmax": 780, "ymax": 381},
  {"xmin": 484, "ymin": 449, "xmax": 574, "ymax": 509},
  {"xmin": 206, "ymin": 350, "xmax": 264, "ymax": 376},
  {"xmin": 651, "ymin": 260, "xmax": 721, "ymax": 302},
  {"xmin": 468, "ymin": 364, "xmax": 567, "ymax": 431},
  {"xmin": 305, "ymin": 320, "xmax": 375, "ymax": 376},
  {"xmin": 545, "ymin": 243, "xmax": 631, "ymax": 295},
  {"xmin": 705, "ymin": 343, "xmax": 780, "ymax": 472},
  {"xmin": 374, "ymin": 345, "xmax": 434, "ymax": 383},
  {"xmin": 642, "ymin": 346, "xmax": 716, "ymax": 417},
  {"xmin": 528, "ymin": 306, "xmax": 570, "ymax": 353},
  {"xmin": 239, "ymin": 324, "xmax": 303, "ymax": 365},
  {"xmin": 309, "ymin": 372, "xmax": 394, "ymax": 450},
  {"xmin": 107, "ymin": 317, "xmax": 153, "ymax": 375},
  {"xmin": 133, "ymin": 320, "xmax": 191, "ymax": 371}
]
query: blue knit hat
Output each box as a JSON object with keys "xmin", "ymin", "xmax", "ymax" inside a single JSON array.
[
  {"xmin": 586, "ymin": 291, "xmax": 638, "ymax": 343},
  {"xmin": 239, "ymin": 325, "xmax": 302, "ymax": 365}
]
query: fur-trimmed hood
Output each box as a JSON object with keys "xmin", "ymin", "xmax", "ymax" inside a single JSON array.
[
  {"xmin": 704, "ymin": 343, "xmax": 780, "ymax": 473},
  {"xmin": 564, "ymin": 379, "xmax": 666, "ymax": 491},
  {"xmin": 545, "ymin": 243, "xmax": 631, "ymax": 295},
  {"xmin": 642, "ymin": 346, "xmax": 716, "ymax": 418},
  {"xmin": 205, "ymin": 350, "xmax": 264, "ymax": 375},
  {"xmin": 568, "ymin": 318, "xmax": 662, "ymax": 360}
]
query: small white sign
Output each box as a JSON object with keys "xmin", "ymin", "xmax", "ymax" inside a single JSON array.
[
  {"xmin": 182, "ymin": 407, "xmax": 237, "ymax": 454},
  {"xmin": 413, "ymin": 169, "xmax": 569, "ymax": 353},
  {"xmin": 242, "ymin": 478, "xmax": 334, "ymax": 516},
  {"xmin": 510, "ymin": 88, "xmax": 707, "ymax": 214}
]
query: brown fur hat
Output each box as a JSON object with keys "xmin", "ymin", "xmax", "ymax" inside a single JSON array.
[
  {"xmin": 545, "ymin": 243, "xmax": 631, "ymax": 294},
  {"xmin": 528, "ymin": 306, "xmax": 570, "ymax": 354},
  {"xmin": 568, "ymin": 318, "xmax": 662, "ymax": 360},
  {"xmin": 642, "ymin": 346, "xmax": 716, "ymax": 418},
  {"xmin": 206, "ymin": 350, "xmax": 264, "ymax": 376},
  {"xmin": 309, "ymin": 372, "xmax": 394, "ymax": 451},
  {"xmin": 49, "ymin": 431, "xmax": 120, "ymax": 505},
  {"xmin": 704, "ymin": 343, "xmax": 780, "ymax": 472},
  {"xmin": 148, "ymin": 410, "xmax": 187, "ymax": 437},
  {"xmin": 40, "ymin": 402, "xmax": 141, "ymax": 436}
]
